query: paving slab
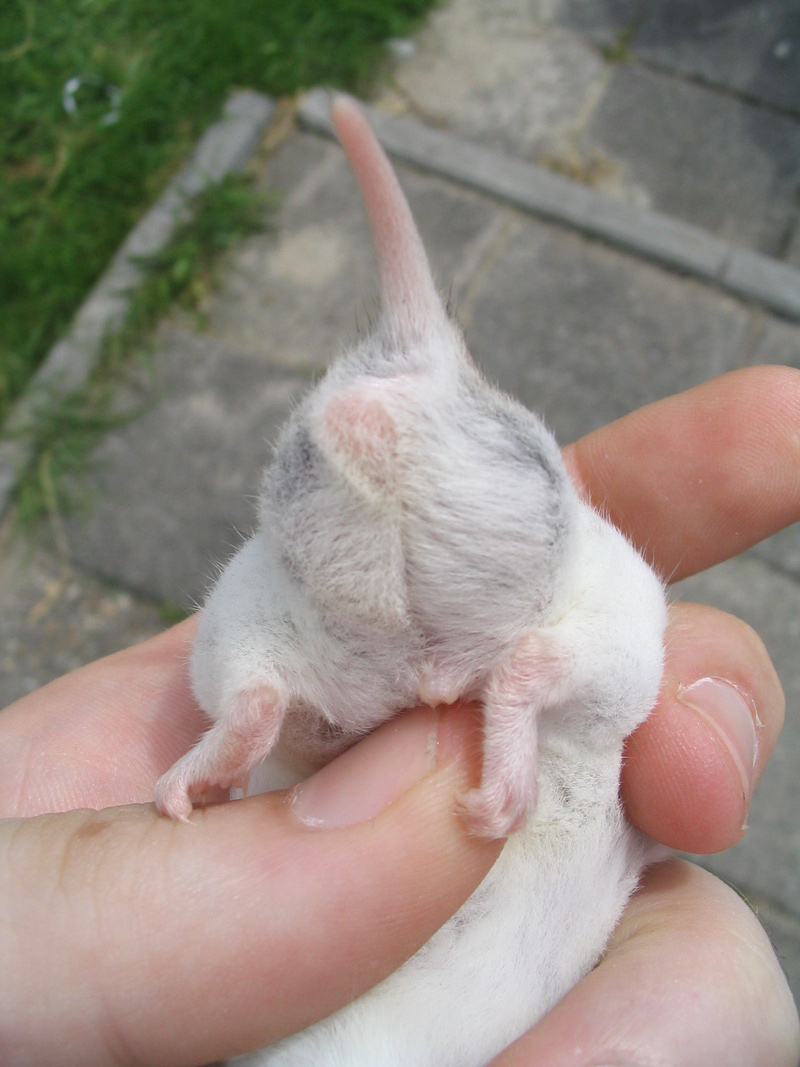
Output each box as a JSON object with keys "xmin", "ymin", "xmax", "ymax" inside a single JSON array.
[
  {"xmin": 788, "ymin": 217, "xmax": 800, "ymax": 267},
  {"xmin": 379, "ymin": 0, "xmax": 800, "ymax": 267},
  {"xmin": 458, "ymin": 212, "xmax": 750, "ymax": 441},
  {"xmin": 209, "ymin": 133, "xmax": 499, "ymax": 373},
  {"xmin": 753, "ymin": 526, "xmax": 800, "ymax": 583},
  {"xmin": 62, "ymin": 327, "xmax": 309, "ymax": 609},
  {"xmin": 633, "ymin": 0, "xmax": 800, "ymax": 115},
  {"xmin": 554, "ymin": 0, "xmax": 643, "ymax": 46},
  {"xmin": 0, "ymin": 526, "xmax": 162, "ymax": 709},
  {"xmin": 585, "ymin": 62, "xmax": 800, "ymax": 255},
  {"xmin": 748, "ymin": 309, "xmax": 800, "ymax": 371},
  {"xmin": 381, "ymin": 0, "xmax": 605, "ymax": 164}
]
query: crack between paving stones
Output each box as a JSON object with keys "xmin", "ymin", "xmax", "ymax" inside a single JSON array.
[{"xmin": 632, "ymin": 55, "xmax": 800, "ymax": 124}]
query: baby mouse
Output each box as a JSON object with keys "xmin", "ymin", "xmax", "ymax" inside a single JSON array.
[{"xmin": 155, "ymin": 94, "xmax": 668, "ymax": 1066}]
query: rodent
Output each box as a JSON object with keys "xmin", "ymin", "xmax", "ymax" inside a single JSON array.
[{"xmin": 155, "ymin": 93, "xmax": 668, "ymax": 1066}]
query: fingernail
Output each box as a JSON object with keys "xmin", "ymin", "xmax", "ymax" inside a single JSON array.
[
  {"xmin": 290, "ymin": 706, "xmax": 439, "ymax": 829},
  {"xmin": 678, "ymin": 677, "xmax": 758, "ymax": 798}
]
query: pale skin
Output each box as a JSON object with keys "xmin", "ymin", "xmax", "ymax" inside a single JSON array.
[{"xmin": 1, "ymin": 366, "xmax": 799, "ymax": 1067}]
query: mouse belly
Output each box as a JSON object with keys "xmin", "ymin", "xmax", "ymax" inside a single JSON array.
[{"xmin": 230, "ymin": 763, "xmax": 654, "ymax": 1067}]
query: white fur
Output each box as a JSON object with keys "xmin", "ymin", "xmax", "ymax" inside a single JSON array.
[{"xmin": 155, "ymin": 95, "xmax": 667, "ymax": 1065}]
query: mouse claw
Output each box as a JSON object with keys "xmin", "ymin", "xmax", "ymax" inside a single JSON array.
[
  {"xmin": 231, "ymin": 772, "xmax": 251, "ymax": 799},
  {"xmin": 154, "ymin": 770, "xmax": 195, "ymax": 822},
  {"xmin": 155, "ymin": 683, "xmax": 287, "ymax": 820},
  {"xmin": 416, "ymin": 658, "xmax": 468, "ymax": 707},
  {"xmin": 459, "ymin": 780, "xmax": 537, "ymax": 840}
]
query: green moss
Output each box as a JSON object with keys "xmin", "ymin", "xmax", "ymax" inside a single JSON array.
[
  {"xmin": 120, "ymin": 172, "xmax": 273, "ymax": 348},
  {"xmin": 12, "ymin": 172, "xmax": 271, "ymax": 525},
  {"xmin": 600, "ymin": 30, "xmax": 634, "ymax": 65}
]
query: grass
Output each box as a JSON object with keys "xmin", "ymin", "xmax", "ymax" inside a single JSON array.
[
  {"xmin": 115, "ymin": 172, "xmax": 272, "ymax": 347},
  {"xmin": 600, "ymin": 29, "xmax": 634, "ymax": 65},
  {"xmin": 0, "ymin": 0, "xmax": 437, "ymax": 425},
  {"xmin": 12, "ymin": 172, "xmax": 271, "ymax": 527}
]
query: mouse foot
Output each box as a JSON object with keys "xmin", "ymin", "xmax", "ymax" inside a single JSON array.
[
  {"xmin": 154, "ymin": 770, "xmax": 196, "ymax": 822},
  {"xmin": 459, "ymin": 777, "xmax": 536, "ymax": 839},
  {"xmin": 154, "ymin": 683, "xmax": 287, "ymax": 819}
]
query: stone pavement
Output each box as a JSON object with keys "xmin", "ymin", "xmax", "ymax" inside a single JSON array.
[{"xmin": 2, "ymin": 0, "xmax": 800, "ymax": 1016}]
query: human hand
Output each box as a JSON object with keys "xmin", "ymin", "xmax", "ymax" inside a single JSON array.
[
  {"xmin": 498, "ymin": 364, "xmax": 800, "ymax": 1066},
  {"xmin": 0, "ymin": 365, "xmax": 798, "ymax": 1066}
]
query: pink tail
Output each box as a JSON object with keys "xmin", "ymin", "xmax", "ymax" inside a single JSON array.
[{"xmin": 331, "ymin": 94, "xmax": 444, "ymax": 342}]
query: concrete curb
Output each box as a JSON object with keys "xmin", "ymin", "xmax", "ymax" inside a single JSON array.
[
  {"xmin": 0, "ymin": 90, "xmax": 274, "ymax": 520},
  {"xmin": 299, "ymin": 89, "xmax": 800, "ymax": 321}
]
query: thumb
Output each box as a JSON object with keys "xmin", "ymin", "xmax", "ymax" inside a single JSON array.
[{"xmin": 0, "ymin": 706, "xmax": 500, "ymax": 1067}]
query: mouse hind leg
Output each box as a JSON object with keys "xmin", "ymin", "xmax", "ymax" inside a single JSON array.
[
  {"xmin": 462, "ymin": 594, "xmax": 663, "ymax": 840},
  {"xmin": 154, "ymin": 683, "xmax": 289, "ymax": 820},
  {"xmin": 460, "ymin": 631, "xmax": 572, "ymax": 839}
]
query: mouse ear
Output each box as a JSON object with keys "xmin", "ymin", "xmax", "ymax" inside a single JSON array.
[
  {"xmin": 319, "ymin": 383, "xmax": 398, "ymax": 493},
  {"xmin": 331, "ymin": 94, "xmax": 445, "ymax": 343}
]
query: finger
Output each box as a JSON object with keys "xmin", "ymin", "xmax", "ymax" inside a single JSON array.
[
  {"xmin": 622, "ymin": 601, "xmax": 785, "ymax": 853},
  {"xmin": 564, "ymin": 365, "xmax": 800, "ymax": 580},
  {"xmin": 0, "ymin": 619, "xmax": 201, "ymax": 816},
  {"xmin": 0, "ymin": 705, "xmax": 502, "ymax": 1067},
  {"xmin": 492, "ymin": 859, "xmax": 800, "ymax": 1067}
]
